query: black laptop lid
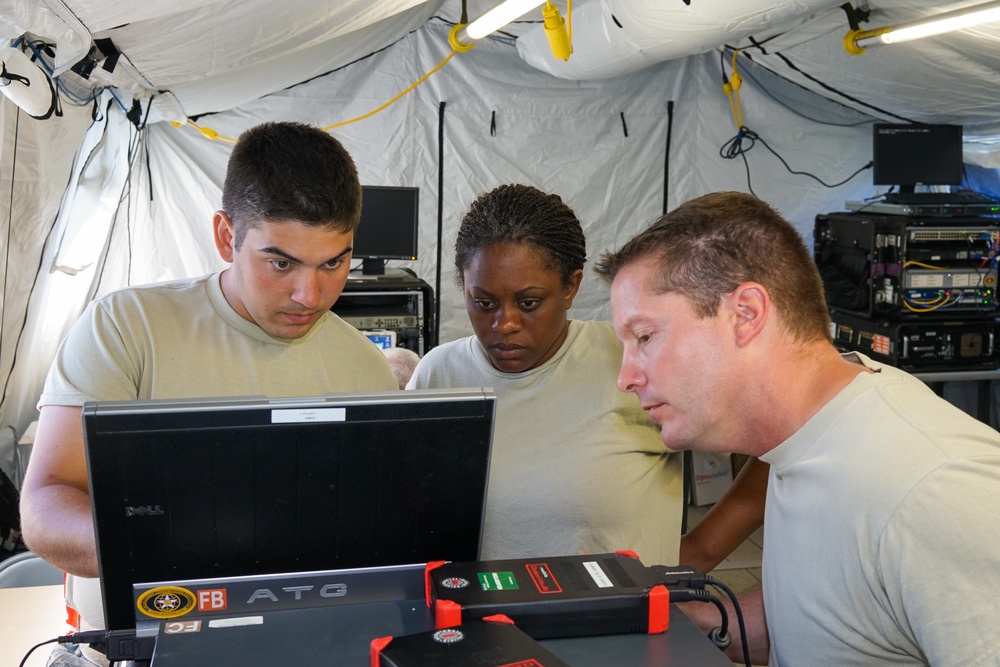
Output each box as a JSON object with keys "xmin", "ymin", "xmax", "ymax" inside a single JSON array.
[{"xmin": 82, "ymin": 388, "xmax": 496, "ymax": 632}]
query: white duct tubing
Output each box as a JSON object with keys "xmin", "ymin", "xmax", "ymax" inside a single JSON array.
[{"xmin": 516, "ymin": 0, "xmax": 844, "ymax": 80}]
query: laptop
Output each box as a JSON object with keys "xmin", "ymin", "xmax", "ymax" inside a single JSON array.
[{"xmin": 82, "ymin": 388, "xmax": 497, "ymax": 648}]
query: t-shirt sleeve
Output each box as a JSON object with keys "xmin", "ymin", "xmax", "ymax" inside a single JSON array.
[
  {"xmin": 877, "ymin": 457, "xmax": 1000, "ymax": 666},
  {"xmin": 405, "ymin": 352, "xmax": 433, "ymax": 390},
  {"xmin": 38, "ymin": 300, "xmax": 142, "ymax": 407}
]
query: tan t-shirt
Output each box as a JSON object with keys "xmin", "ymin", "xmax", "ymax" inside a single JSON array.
[
  {"xmin": 39, "ymin": 272, "xmax": 397, "ymax": 662},
  {"xmin": 408, "ymin": 319, "xmax": 683, "ymax": 566}
]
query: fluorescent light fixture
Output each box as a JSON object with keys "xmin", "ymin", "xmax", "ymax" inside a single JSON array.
[
  {"xmin": 847, "ymin": 1, "xmax": 1000, "ymax": 53},
  {"xmin": 452, "ymin": 0, "xmax": 547, "ymax": 47}
]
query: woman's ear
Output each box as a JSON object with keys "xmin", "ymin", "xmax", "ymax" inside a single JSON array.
[{"xmin": 564, "ymin": 269, "xmax": 584, "ymax": 309}]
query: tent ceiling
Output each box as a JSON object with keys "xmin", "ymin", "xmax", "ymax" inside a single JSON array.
[{"xmin": 4, "ymin": 0, "xmax": 1000, "ymax": 130}]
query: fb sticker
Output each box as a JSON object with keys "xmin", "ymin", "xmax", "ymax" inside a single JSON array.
[{"xmin": 197, "ymin": 589, "xmax": 228, "ymax": 611}]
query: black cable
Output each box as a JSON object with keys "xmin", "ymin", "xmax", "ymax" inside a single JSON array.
[
  {"xmin": 0, "ymin": 109, "xmax": 18, "ymax": 394},
  {"xmin": 434, "ymin": 100, "xmax": 446, "ymax": 349},
  {"xmin": 719, "ymin": 127, "xmax": 758, "ymax": 198},
  {"xmin": 19, "ymin": 637, "xmax": 59, "ymax": 667},
  {"xmin": 720, "ymin": 125, "xmax": 872, "ymax": 194},
  {"xmin": 706, "ymin": 575, "xmax": 751, "ymax": 667},
  {"xmin": 663, "ymin": 100, "xmax": 673, "ymax": 215}
]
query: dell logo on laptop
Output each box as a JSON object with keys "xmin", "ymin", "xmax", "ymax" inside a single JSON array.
[{"xmin": 125, "ymin": 505, "xmax": 165, "ymax": 517}]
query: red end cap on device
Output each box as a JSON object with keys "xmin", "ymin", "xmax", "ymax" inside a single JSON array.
[
  {"xmin": 369, "ymin": 636, "xmax": 392, "ymax": 667},
  {"xmin": 434, "ymin": 598, "xmax": 463, "ymax": 629},
  {"xmin": 424, "ymin": 560, "xmax": 447, "ymax": 607},
  {"xmin": 647, "ymin": 584, "xmax": 670, "ymax": 634},
  {"xmin": 482, "ymin": 614, "xmax": 515, "ymax": 625},
  {"xmin": 615, "ymin": 549, "xmax": 641, "ymax": 560}
]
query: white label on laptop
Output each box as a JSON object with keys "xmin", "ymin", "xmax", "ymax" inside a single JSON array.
[
  {"xmin": 271, "ymin": 408, "xmax": 346, "ymax": 423},
  {"xmin": 583, "ymin": 561, "xmax": 614, "ymax": 588},
  {"xmin": 208, "ymin": 616, "xmax": 264, "ymax": 628}
]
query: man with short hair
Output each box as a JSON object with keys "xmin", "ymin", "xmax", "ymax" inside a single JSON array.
[
  {"xmin": 595, "ymin": 191, "xmax": 1000, "ymax": 666},
  {"xmin": 20, "ymin": 121, "xmax": 397, "ymax": 666}
]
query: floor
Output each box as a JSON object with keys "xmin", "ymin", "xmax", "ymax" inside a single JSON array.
[
  {"xmin": 687, "ymin": 503, "xmax": 763, "ymax": 597},
  {"xmin": 686, "ymin": 503, "xmax": 764, "ymax": 667}
]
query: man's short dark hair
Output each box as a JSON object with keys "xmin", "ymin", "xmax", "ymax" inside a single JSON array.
[
  {"xmin": 222, "ymin": 121, "xmax": 361, "ymax": 249},
  {"xmin": 595, "ymin": 191, "xmax": 831, "ymax": 343}
]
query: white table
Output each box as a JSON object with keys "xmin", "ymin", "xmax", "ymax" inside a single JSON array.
[{"xmin": 0, "ymin": 584, "xmax": 70, "ymax": 667}]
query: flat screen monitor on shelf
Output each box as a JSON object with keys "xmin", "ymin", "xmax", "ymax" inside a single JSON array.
[
  {"xmin": 353, "ymin": 185, "xmax": 419, "ymax": 275},
  {"xmin": 872, "ymin": 123, "xmax": 963, "ymax": 193}
]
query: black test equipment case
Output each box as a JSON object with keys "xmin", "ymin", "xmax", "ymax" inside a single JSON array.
[
  {"xmin": 333, "ymin": 268, "xmax": 436, "ymax": 355},
  {"xmin": 814, "ymin": 211, "xmax": 1000, "ymax": 371}
]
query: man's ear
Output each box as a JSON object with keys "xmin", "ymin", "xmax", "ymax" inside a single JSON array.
[
  {"xmin": 730, "ymin": 282, "xmax": 769, "ymax": 348},
  {"xmin": 213, "ymin": 211, "xmax": 236, "ymax": 263}
]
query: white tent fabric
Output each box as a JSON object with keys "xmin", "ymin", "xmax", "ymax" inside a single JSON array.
[
  {"xmin": 1, "ymin": 1, "xmax": 999, "ymax": 479},
  {"xmin": 516, "ymin": 0, "xmax": 843, "ymax": 80},
  {"xmin": 516, "ymin": 0, "xmax": 1000, "ymax": 133},
  {"xmin": 0, "ymin": 20, "xmax": 878, "ymax": 475}
]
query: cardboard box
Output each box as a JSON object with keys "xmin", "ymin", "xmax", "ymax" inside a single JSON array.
[{"xmin": 689, "ymin": 451, "xmax": 733, "ymax": 506}]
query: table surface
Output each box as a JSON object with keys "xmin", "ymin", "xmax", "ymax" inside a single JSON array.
[
  {"xmin": 0, "ymin": 585, "xmax": 734, "ymax": 666},
  {"xmin": 0, "ymin": 584, "xmax": 71, "ymax": 667}
]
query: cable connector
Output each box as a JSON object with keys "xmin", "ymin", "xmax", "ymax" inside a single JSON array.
[
  {"xmin": 543, "ymin": 3, "xmax": 572, "ymax": 61},
  {"xmin": 651, "ymin": 563, "xmax": 707, "ymax": 590},
  {"xmin": 60, "ymin": 629, "xmax": 157, "ymax": 662}
]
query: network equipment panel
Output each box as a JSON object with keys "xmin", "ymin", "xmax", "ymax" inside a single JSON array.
[
  {"xmin": 830, "ymin": 310, "xmax": 999, "ymax": 371},
  {"xmin": 815, "ymin": 212, "xmax": 1000, "ymax": 319},
  {"xmin": 332, "ymin": 270, "xmax": 435, "ymax": 355}
]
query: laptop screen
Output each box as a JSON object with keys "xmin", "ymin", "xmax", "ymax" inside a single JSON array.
[{"xmin": 82, "ymin": 388, "xmax": 496, "ymax": 632}]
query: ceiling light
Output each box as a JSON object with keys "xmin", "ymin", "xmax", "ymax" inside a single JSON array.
[
  {"xmin": 450, "ymin": 0, "xmax": 547, "ymax": 49},
  {"xmin": 845, "ymin": 1, "xmax": 1000, "ymax": 54}
]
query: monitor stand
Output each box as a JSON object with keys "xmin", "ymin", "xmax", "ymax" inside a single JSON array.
[{"xmin": 361, "ymin": 258, "xmax": 386, "ymax": 275}]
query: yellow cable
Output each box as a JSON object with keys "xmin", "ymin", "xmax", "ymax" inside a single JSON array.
[
  {"xmin": 902, "ymin": 260, "xmax": 947, "ymax": 270},
  {"xmin": 324, "ymin": 49, "xmax": 457, "ymax": 130},
  {"xmin": 722, "ymin": 48, "xmax": 745, "ymax": 131},
  {"xmin": 568, "ymin": 0, "xmax": 573, "ymax": 44},
  {"xmin": 172, "ymin": 48, "xmax": 459, "ymax": 140},
  {"xmin": 170, "ymin": 120, "xmax": 238, "ymax": 143}
]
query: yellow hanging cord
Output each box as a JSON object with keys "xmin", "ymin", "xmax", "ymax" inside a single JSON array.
[
  {"xmin": 727, "ymin": 49, "xmax": 745, "ymax": 130},
  {"xmin": 170, "ymin": 119, "xmax": 238, "ymax": 143},
  {"xmin": 171, "ymin": 48, "xmax": 459, "ymax": 140},
  {"xmin": 323, "ymin": 48, "xmax": 457, "ymax": 131},
  {"xmin": 568, "ymin": 0, "xmax": 573, "ymax": 44}
]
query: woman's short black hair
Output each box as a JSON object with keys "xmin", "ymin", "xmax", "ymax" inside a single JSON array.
[{"xmin": 455, "ymin": 184, "xmax": 586, "ymax": 286}]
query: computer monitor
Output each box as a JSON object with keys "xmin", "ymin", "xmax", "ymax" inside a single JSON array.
[
  {"xmin": 353, "ymin": 185, "xmax": 419, "ymax": 275},
  {"xmin": 872, "ymin": 123, "xmax": 964, "ymax": 192},
  {"xmin": 83, "ymin": 388, "xmax": 496, "ymax": 632}
]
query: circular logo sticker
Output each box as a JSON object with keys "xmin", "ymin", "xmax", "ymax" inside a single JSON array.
[
  {"xmin": 136, "ymin": 586, "xmax": 197, "ymax": 619},
  {"xmin": 440, "ymin": 577, "xmax": 470, "ymax": 589},
  {"xmin": 433, "ymin": 629, "xmax": 465, "ymax": 644}
]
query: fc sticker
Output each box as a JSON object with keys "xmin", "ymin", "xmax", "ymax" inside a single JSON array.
[{"xmin": 137, "ymin": 586, "xmax": 197, "ymax": 619}]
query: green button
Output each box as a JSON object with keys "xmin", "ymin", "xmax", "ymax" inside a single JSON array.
[{"xmin": 477, "ymin": 571, "xmax": 519, "ymax": 591}]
